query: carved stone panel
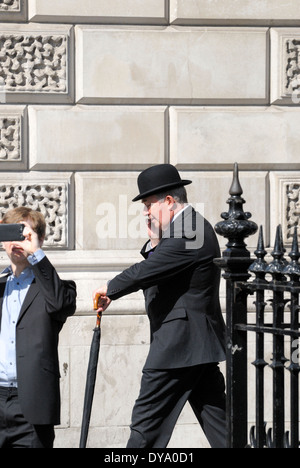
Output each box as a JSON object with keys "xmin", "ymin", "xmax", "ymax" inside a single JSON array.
[
  {"xmin": 0, "ymin": 173, "xmax": 74, "ymax": 248},
  {"xmin": 0, "ymin": 35, "xmax": 67, "ymax": 93},
  {"xmin": 0, "ymin": 0, "xmax": 20, "ymax": 11},
  {"xmin": 0, "ymin": 116, "xmax": 21, "ymax": 161},
  {"xmin": 0, "ymin": 0, "xmax": 27, "ymax": 22},
  {"xmin": 285, "ymin": 39, "xmax": 300, "ymax": 96},
  {"xmin": 271, "ymin": 28, "xmax": 300, "ymax": 104},
  {"xmin": 0, "ymin": 24, "xmax": 73, "ymax": 103},
  {"xmin": 0, "ymin": 106, "xmax": 26, "ymax": 170},
  {"xmin": 270, "ymin": 172, "xmax": 300, "ymax": 246},
  {"xmin": 285, "ymin": 181, "xmax": 300, "ymax": 243}
]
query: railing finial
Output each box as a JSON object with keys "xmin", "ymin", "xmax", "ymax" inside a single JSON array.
[
  {"xmin": 229, "ymin": 162, "xmax": 243, "ymax": 196},
  {"xmin": 215, "ymin": 163, "xmax": 258, "ymax": 258}
]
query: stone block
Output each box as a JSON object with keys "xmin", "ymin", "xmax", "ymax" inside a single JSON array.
[
  {"xmin": 75, "ymin": 172, "xmax": 149, "ymax": 251},
  {"xmin": 271, "ymin": 28, "xmax": 300, "ymax": 105},
  {"xmin": 0, "ymin": 105, "xmax": 27, "ymax": 170},
  {"xmin": 28, "ymin": 0, "xmax": 167, "ymax": 24},
  {"xmin": 0, "ymin": 23, "xmax": 74, "ymax": 103},
  {"xmin": 28, "ymin": 105, "xmax": 167, "ymax": 170},
  {"xmin": 170, "ymin": 0, "xmax": 300, "ymax": 25},
  {"xmin": 75, "ymin": 26, "xmax": 268, "ymax": 104},
  {"xmin": 183, "ymin": 171, "xmax": 267, "ymax": 249},
  {"xmin": 0, "ymin": 0, "xmax": 27, "ymax": 22},
  {"xmin": 0, "ymin": 172, "xmax": 74, "ymax": 249},
  {"xmin": 170, "ymin": 106, "xmax": 300, "ymax": 170},
  {"xmin": 270, "ymin": 172, "xmax": 300, "ymax": 247}
]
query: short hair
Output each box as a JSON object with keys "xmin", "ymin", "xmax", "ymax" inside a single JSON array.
[
  {"xmin": 155, "ymin": 186, "xmax": 188, "ymax": 204},
  {"xmin": 2, "ymin": 207, "xmax": 46, "ymax": 241}
]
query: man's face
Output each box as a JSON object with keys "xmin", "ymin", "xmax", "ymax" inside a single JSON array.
[{"xmin": 142, "ymin": 195, "xmax": 174, "ymax": 240}]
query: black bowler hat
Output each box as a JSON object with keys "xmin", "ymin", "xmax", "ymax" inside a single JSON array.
[{"xmin": 132, "ymin": 164, "xmax": 192, "ymax": 202}]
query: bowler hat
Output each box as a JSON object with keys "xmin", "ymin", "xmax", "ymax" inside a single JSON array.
[{"xmin": 132, "ymin": 164, "xmax": 192, "ymax": 202}]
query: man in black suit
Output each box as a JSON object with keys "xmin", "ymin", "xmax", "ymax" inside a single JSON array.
[
  {"xmin": 0, "ymin": 207, "xmax": 76, "ymax": 448},
  {"xmin": 94, "ymin": 164, "xmax": 226, "ymax": 448}
]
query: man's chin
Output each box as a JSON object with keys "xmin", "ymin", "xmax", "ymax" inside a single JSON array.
[
  {"xmin": 147, "ymin": 228, "xmax": 160, "ymax": 241},
  {"xmin": 10, "ymin": 250, "xmax": 27, "ymax": 262}
]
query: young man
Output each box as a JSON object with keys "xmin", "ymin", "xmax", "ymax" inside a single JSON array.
[
  {"xmin": 0, "ymin": 207, "xmax": 76, "ymax": 448},
  {"xmin": 93, "ymin": 164, "xmax": 227, "ymax": 448}
]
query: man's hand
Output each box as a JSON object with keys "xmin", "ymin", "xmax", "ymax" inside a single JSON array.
[
  {"xmin": 15, "ymin": 221, "xmax": 41, "ymax": 256},
  {"xmin": 93, "ymin": 285, "xmax": 112, "ymax": 313}
]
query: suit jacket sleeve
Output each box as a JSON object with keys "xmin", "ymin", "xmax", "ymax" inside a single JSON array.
[
  {"xmin": 31, "ymin": 255, "xmax": 77, "ymax": 321},
  {"xmin": 107, "ymin": 235, "xmax": 201, "ymax": 301}
]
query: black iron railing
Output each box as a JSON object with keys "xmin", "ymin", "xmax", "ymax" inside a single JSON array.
[{"xmin": 215, "ymin": 164, "xmax": 300, "ymax": 448}]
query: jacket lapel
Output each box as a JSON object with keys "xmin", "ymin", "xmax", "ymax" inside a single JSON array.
[
  {"xmin": 17, "ymin": 280, "xmax": 40, "ymax": 325},
  {"xmin": 0, "ymin": 274, "xmax": 41, "ymax": 331}
]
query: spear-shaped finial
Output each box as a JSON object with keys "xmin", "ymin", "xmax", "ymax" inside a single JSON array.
[
  {"xmin": 249, "ymin": 225, "xmax": 267, "ymax": 276},
  {"xmin": 215, "ymin": 163, "xmax": 258, "ymax": 258},
  {"xmin": 229, "ymin": 162, "xmax": 243, "ymax": 196},
  {"xmin": 266, "ymin": 225, "xmax": 286, "ymax": 276}
]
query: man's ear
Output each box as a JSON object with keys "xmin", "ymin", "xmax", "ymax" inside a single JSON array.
[{"xmin": 165, "ymin": 195, "xmax": 176, "ymax": 211}]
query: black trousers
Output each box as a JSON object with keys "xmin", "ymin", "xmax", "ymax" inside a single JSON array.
[
  {"xmin": 0, "ymin": 387, "xmax": 55, "ymax": 449},
  {"xmin": 127, "ymin": 363, "xmax": 226, "ymax": 448}
]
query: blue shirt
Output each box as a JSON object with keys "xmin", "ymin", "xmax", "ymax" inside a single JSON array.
[{"xmin": 0, "ymin": 249, "xmax": 45, "ymax": 388}]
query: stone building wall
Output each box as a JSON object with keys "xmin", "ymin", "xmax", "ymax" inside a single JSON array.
[{"xmin": 0, "ymin": 0, "xmax": 299, "ymax": 448}]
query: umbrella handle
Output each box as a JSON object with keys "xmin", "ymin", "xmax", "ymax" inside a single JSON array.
[{"xmin": 93, "ymin": 293, "xmax": 103, "ymax": 328}]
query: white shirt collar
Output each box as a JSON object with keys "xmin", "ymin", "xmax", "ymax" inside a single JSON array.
[{"xmin": 172, "ymin": 204, "xmax": 191, "ymax": 223}]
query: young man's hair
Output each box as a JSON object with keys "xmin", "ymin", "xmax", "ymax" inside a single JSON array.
[{"xmin": 2, "ymin": 207, "xmax": 46, "ymax": 241}]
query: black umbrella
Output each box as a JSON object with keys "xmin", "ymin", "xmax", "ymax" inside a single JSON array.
[{"xmin": 79, "ymin": 296, "xmax": 102, "ymax": 449}]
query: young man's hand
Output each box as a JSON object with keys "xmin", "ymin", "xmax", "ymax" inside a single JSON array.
[{"xmin": 17, "ymin": 221, "xmax": 42, "ymax": 256}]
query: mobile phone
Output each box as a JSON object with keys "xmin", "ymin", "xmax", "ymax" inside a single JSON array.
[{"xmin": 0, "ymin": 224, "xmax": 25, "ymax": 242}]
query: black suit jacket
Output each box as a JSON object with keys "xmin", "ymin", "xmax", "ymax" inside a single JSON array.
[
  {"xmin": 107, "ymin": 207, "xmax": 226, "ymax": 369},
  {"xmin": 0, "ymin": 256, "xmax": 76, "ymax": 425}
]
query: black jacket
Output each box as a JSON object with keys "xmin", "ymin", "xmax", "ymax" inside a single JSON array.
[
  {"xmin": 0, "ymin": 256, "xmax": 76, "ymax": 425},
  {"xmin": 107, "ymin": 207, "xmax": 226, "ymax": 369}
]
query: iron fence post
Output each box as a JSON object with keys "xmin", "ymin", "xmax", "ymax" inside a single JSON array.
[
  {"xmin": 248, "ymin": 226, "xmax": 268, "ymax": 448},
  {"xmin": 214, "ymin": 163, "xmax": 258, "ymax": 448}
]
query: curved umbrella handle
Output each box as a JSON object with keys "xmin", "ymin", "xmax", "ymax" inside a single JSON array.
[
  {"xmin": 93, "ymin": 293, "xmax": 102, "ymax": 311},
  {"xmin": 93, "ymin": 293, "xmax": 103, "ymax": 328}
]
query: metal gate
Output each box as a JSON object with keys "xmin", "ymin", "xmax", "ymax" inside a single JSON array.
[{"xmin": 214, "ymin": 164, "xmax": 300, "ymax": 448}]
